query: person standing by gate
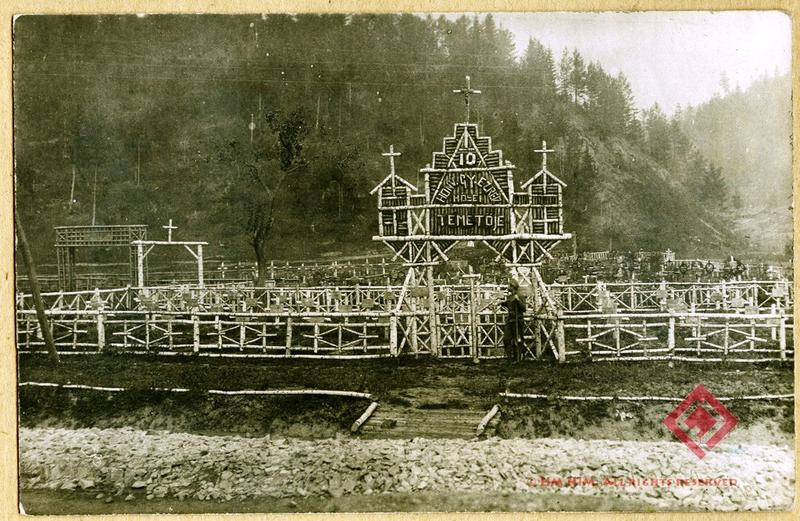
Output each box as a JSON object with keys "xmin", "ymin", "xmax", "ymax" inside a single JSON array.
[{"xmin": 502, "ymin": 278, "xmax": 527, "ymax": 361}]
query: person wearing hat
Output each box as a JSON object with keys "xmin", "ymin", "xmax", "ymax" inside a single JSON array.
[{"xmin": 501, "ymin": 278, "xmax": 527, "ymax": 361}]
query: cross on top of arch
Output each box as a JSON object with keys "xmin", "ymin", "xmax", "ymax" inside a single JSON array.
[{"xmin": 452, "ymin": 75, "xmax": 481, "ymax": 123}]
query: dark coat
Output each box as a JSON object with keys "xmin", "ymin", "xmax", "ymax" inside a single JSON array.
[{"xmin": 502, "ymin": 292, "xmax": 527, "ymax": 360}]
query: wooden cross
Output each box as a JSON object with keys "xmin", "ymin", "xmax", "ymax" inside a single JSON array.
[
  {"xmin": 535, "ymin": 140, "xmax": 555, "ymax": 170},
  {"xmin": 382, "ymin": 144, "xmax": 401, "ymax": 189},
  {"xmin": 452, "ymin": 75, "xmax": 481, "ymax": 123},
  {"xmin": 163, "ymin": 219, "xmax": 178, "ymax": 242}
]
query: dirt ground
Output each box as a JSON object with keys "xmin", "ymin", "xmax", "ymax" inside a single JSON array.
[
  {"xmin": 19, "ymin": 356, "xmax": 794, "ymax": 441},
  {"xmin": 21, "ymin": 488, "xmax": 657, "ymax": 514},
  {"xmin": 17, "ymin": 356, "xmax": 795, "ymax": 513},
  {"xmin": 19, "ymin": 355, "xmax": 794, "ymax": 402}
]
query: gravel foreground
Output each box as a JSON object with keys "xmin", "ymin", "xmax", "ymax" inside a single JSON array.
[{"xmin": 20, "ymin": 428, "xmax": 794, "ymax": 512}]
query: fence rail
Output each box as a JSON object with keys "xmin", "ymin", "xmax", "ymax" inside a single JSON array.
[
  {"xmin": 550, "ymin": 280, "xmax": 792, "ymax": 314},
  {"xmin": 16, "ymin": 255, "xmax": 409, "ymax": 292},
  {"xmin": 563, "ymin": 312, "xmax": 792, "ymax": 362},
  {"xmin": 17, "ymin": 281, "xmax": 794, "ymax": 363},
  {"xmin": 17, "ymin": 279, "xmax": 792, "ymax": 315}
]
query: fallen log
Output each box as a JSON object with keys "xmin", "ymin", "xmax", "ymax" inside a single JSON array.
[{"xmin": 350, "ymin": 401, "xmax": 379, "ymax": 433}]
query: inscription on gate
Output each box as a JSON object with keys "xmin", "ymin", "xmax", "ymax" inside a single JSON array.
[
  {"xmin": 429, "ymin": 170, "xmax": 510, "ymax": 235},
  {"xmin": 426, "ymin": 123, "xmax": 512, "ymax": 237}
]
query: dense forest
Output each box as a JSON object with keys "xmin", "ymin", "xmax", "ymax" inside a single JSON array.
[
  {"xmin": 678, "ymin": 73, "xmax": 792, "ymax": 253},
  {"xmin": 15, "ymin": 14, "xmax": 781, "ymax": 272}
]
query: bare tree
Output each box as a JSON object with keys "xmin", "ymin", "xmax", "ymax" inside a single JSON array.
[{"xmin": 220, "ymin": 109, "xmax": 308, "ymax": 285}]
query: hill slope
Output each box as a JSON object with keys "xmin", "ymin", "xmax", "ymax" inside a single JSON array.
[
  {"xmin": 678, "ymin": 73, "xmax": 792, "ymax": 253},
  {"xmin": 13, "ymin": 14, "xmax": 744, "ymax": 266}
]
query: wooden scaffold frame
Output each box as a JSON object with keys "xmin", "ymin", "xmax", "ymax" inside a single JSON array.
[{"xmin": 54, "ymin": 224, "xmax": 148, "ymax": 291}]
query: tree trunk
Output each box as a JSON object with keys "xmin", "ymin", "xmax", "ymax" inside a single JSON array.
[
  {"xmin": 15, "ymin": 214, "xmax": 60, "ymax": 364},
  {"xmin": 254, "ymin": 240, "xmax": 270, "ymax": 286}
]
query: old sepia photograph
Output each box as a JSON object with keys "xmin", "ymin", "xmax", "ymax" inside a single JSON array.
[{"xmin": 13, "ymin": 10, "xmax": 794, "ymax": 514}]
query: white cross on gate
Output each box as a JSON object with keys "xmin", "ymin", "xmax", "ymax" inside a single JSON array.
[
  {"xmin": 163, "ymin": 219, "xmax": 178, "ymax": 242},
  {"xmin": 535, "ymin": 140, "xmax": 555, "ymax": 170},
  {"xmin": 452, "ymin": 75, "xmax": 481, "ymax": 123},
  {"xmin": 382, "ymin": 144, "xmax": 401, "ymax": 189}
]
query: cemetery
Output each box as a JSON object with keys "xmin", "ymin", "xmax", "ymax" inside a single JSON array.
[
  {"xmin": 16, "ymin": 73, "xmax": 794, "ymax": 513},
  {"xmin": 16, "ymin": 77, "xmax": 794, "ymax": 365}
]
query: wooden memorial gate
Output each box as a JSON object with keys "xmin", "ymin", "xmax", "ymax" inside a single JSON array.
[
  {"xmin": 55, "ymin": 224, "xmax": 148, "ymax": 291},
  {"xmin": 372, "ymin": 76, "xmax": 572, "ymax": 359}
]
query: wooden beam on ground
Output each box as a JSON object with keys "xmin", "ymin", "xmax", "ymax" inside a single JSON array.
[
  {"xmin": 476, "ymin": 404, "xmax": 499, "ymax": 437},
  {"xmin": 499, "ymin": 392, "xmax": 794, "ymax": 402},
  {"xmin": 19, "ymin": 382, "xmax": 374, "ymax": 400},
  {"xmin": 351, "ymin": 401, "xmax": 379, "ymax": 433}
]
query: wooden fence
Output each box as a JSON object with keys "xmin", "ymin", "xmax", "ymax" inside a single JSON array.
[
  {"xmin": 550, "ymin": 280, "xmax": 792, "ymax": 314},
  {"xmin": 562, "ymin": 312, "xmax": 792, "ymax": 362},
  {"xmin": 16, "ymin": 280, "xmax": 794, "ymax": 363}
]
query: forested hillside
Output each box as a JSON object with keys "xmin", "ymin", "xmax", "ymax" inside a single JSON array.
[
  {"xmin": 677, "ymin": 73, "xmax": 792, "ymax": 253},
  {"xmin": 14, "ymin": 14, "xmax": 746, "ymax": 269}
]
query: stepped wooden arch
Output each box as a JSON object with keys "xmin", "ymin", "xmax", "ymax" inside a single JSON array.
[
  {"xmin": 371, "ymin": 77, "xmax": 571, "ymax": 358},
  {"xmin": 371, "ymin": 127, "xmax": 571, "ymax": 283}
]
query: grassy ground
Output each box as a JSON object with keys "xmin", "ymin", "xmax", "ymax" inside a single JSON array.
[
  {"xmin": 18, "ymin": 355, "xmax": 794, "ymax": 441},
  {"xmin": 19, "ymin": 355, "xmax": 794, "ymax": 401}
]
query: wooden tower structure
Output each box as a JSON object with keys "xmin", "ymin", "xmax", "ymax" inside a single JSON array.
[
  {"xmin": 372, "ymin": 76, "xmax": 571, "ymax": 286},
  {"xmin": 371, "ymin": 76, "xmax": 571, "ymax": 359}
]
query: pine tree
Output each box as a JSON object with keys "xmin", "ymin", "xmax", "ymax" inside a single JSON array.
[
  {"xmin": 643, "ymin": 104, "xmax": 673, "ymax": 164},
  {"xmin": 521, "ymin": 38, "xmax": 557, "ymax": 102},
  {"xmin": 568, "ymin": 49, "xmax": 588, "ymax": 106}
]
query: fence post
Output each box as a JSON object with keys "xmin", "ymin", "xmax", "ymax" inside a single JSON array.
[
  {"xmin": 723, "ymin": 317, "xmax": 729, "ymax": 356},
  {"xmin": 668, "ymin": 315, "xmax": 676, "ymax": 357},
  {"xmin": 641, "ymin": 320, "xmax": 648, "ymax": 358},
  {"xmin": 91, "ymin": 289, "xmax": 106, "ymax": 352},
  {"xmin": 389, "ymin": 313, "xmax": 398, "ymax": 356},
  {"xmin": 556, "ymin": 318, "xmax": 566, "ymax": 363},
  {"xmin": 586, "ymin": 320, "xmax": 593, "ymax": 360},
  {"xmin": 285, "ymin": 315, "xmax": 293, "ymax": 357},
  {"xmin": 779, "ymin": 312, "xmax": 786, "ymax": 360},
  {"xmin": 96, "ymin": 310, "xmax": 106, "ymax": 353},
  {"xmin": 192, "ymin": 307, "xmax": 200, "ymax": 353}
]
